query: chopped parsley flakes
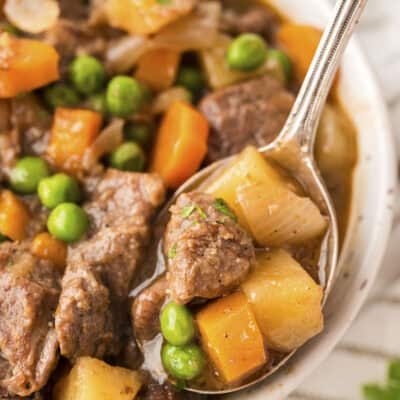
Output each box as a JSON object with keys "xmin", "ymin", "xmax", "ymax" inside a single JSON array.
[
  {"xmin": 213, "ymin": 198, "xmax": 237, "ymax": 222},
  {"xmin": 181, "ymin": 205, "xmax": 196, "ymax": 218},
  {"xmin": 196, "ymin": 206, "xmax": 208, "ymax": 220},
  {"xmin": 168, "ymin": 243, "xmax": 177, "ymax": 259}
]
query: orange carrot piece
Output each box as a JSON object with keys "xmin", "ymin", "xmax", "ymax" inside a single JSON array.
[
  {"xmin": 31, "ymin": 232, "xmax": 68, "ymax": 268},
  {"xmin": 135, "ymin": 49, "xmax": 181, "ymax": 91},
  {"xmin": 0, "ymin": 190, "xmax": 31, "ymax": 240},
  {"xmin": 0, "ymin": 33, "xmax": 59, "ymax": 98},
  {"xmin": 47, "ymin": 108, "xmax": 103, "ymax": 173},
  {"xmin": 197, "ymin": 291, "xmax": 267, "ymax": 384},
  {"xmin": 150, "ymin": 100, "xmax": 209, "ymax": 188},
  {"xmin": 277, "ymin": 23, "xmax": 340, "ymax": 91}
]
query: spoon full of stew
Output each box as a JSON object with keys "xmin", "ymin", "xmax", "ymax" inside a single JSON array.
[{"xmin": 137, "ymin": 0, "xmax": 367, "ymax": 395}]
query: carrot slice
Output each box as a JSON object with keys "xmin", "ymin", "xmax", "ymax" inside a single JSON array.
[
  {"xmin": 0, "ymin": 190, "xmax": 31, "ymax": 240},
  {"xmin": 31, "ymin": 232, "xmax": 67, "ymax": 268},
  {"xmin": 150, "ymin": 100, "xmax": 209, "ymax": 188},
  {"xmin": 0, "ymin": 33, "xmax": 59, "ymax": 98},
  {"xmin": 197, "ymin": 291, "xmax": 267, "ymax": 384},
  {"xmin": 135, "ymin": 49, "xmax": 181, "ymax": 91},
  {"xmin": 277, "ymin": 23, "xmax": 340, "ymax": 92},
  {"xmin": 47, "ymin": 108, "xmax": 102, "ymax": 173}
]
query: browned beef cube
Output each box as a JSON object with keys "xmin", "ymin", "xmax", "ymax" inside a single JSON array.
[
  {"xmin": 199, "ymin": 76, "xmax": 294, "ymax": 162},
  {"xmin": 0, "ymin": 242, "xmax": 62, "ymax": 397},
  {"xmin": 164, "ymin": 192, "xmax": 255, "ymax": 304},
  {"xmin": 55, "ymin": 170, "xmax": 165, "ymax": 362}
]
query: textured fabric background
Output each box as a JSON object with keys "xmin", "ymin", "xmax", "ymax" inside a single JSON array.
[{"xmin": 289, "ymin": 1, "xmax": 400, "ymax": 399}]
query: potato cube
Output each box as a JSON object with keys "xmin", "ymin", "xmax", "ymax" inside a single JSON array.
[
  {"xmin": 206, "ymin": 146, "xmax": 299, "ymax": 228},
  {"xmin": 105, "ymin": 0, "xmax": 195, "ymax": 35},
  {"xmin": 197, "ymin": 291, "xmax": 267, "ymax": 384},
  {"xmin": 241, "ymin": 250, "xmax": 324, "ymax": 352},
  {"xmin": 53, "ymin": 357, "xmax": 142, "ymax": 400}
]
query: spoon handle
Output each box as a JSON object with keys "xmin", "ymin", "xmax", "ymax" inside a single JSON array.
[{"xmin": 276, "ymin": 0, "xmax": 367, "ymax": 152}]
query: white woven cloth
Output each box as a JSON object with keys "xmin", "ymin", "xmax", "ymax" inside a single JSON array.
[{"xmin": 290, "ymin": 1, "xmax": 400, "ymax": 399}]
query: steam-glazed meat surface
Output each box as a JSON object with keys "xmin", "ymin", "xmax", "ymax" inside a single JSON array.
[
  {"xmin": 199, "ymin": 75, "xmax": 294, "ymax": 162},
  {"xmin": 220, "ymin": 3, "xmax": 278, "ymax": 39},
  {"xmin": 164, "ymin": 192, "xmax": 255, "ymax": 304},
  {"xmin": 131, "ymin": 277, "xmax": 168, "ymax": 341},
  {"xmin": 55, "ymin": 171, "xmax": 165, "ymax": 361},
  {"xmin": 0, "ymin": 242, "xmax": 61, "ymax": 397}
]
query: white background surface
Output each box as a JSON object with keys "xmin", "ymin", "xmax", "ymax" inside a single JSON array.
[{"xmin": 290, "ymin": 1, "xmax": 400, "ymax": 399}]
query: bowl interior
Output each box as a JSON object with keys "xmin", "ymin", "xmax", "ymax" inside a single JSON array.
[{"xmin": 225, "ymin": 1, "xmax": 396, "ymax": 399}]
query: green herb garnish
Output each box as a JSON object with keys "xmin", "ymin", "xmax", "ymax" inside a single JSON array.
[
  {"xmin": 213, "ymin": 198, "xmax": 237, "ymax": 222},
  {"xmin": 157, "ymin": 0, "xmax": 171, "ymax": 4},
  {"xmin": 362, "ymin": 360, "xmax": 400, "ymax": 400},
  {"xmin": 181, "ymin": 205, "xmax": 196, "ymax": 218},
  {"xmin": 196, "ymin": 206, "xmax": 207, "ymax": 220},
  {"xmin": 168, "ymin": 243, "xmax": 177, "ymax": 259}
]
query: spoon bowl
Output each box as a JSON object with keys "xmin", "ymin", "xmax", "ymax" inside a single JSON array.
[{"xmin": 149, "ymin": 0, "xmax": 367, "ymax": 394}]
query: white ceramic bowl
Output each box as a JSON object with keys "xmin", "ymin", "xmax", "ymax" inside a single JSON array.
[{"xmin": 226, "ymin": 0, "xmax": 397, "ymax": 399}]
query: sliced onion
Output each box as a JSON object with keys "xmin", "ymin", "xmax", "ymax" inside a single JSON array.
[
  {"xmin": 82, "ymin": 119, "xmax": 124, "ymax": 170},
  {"xmin": 153, "ymin": 2, "xmax": 221, "ymax": 51},
  {"xmin": 106, "ymin": 35, "xmax": 154, "ymax": 74},
  {"xmin": 4, "ymin": 0, "xmax": 60, "ymax": 34},
  {"xmin": 105, "ymin": 2, "xmax": 220, "ymax": 74},
  {"xmin": 151, "ymin": 87, "xmax": 192, "ymax": 115}
]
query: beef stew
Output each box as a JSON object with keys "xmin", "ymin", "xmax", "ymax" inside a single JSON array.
[{"xmin": 0, "ymin": 0, "xmax": 357, "ymax": 398}]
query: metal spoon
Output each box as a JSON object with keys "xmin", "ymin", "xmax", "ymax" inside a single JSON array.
[{"xmin": 150, "ymin": 0, "xmax": 367, "ymax": 394}]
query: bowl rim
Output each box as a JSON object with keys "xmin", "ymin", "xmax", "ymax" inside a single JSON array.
[{"xmin": 227, "ymin": 1, "xmax": 397, "ymax": 399}]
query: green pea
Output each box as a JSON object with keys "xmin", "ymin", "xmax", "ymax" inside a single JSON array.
[
  {"xmin": 109, "ymin": 142, "xmax": 145, "ymax": 172},
  {"xmin": 124, "ymin": 123, "xmax": 153, "ymax": 146},
  {"xmin": 267, "ymin": 49, "xmax": 292, "ymax": 82},
  {"xmin": 162, "ymin": 343, "xmax": 205, "ymax": 381},
  {"xmin": 38, "ymin": 174, "xmax": 81, "ymax": 209},
  {"xmin": 176, "ymin": 66, "xmax": 206, "ymax": 96},
  {"xmin": 43, "ymin": 83, "xmax": 80, "ymax": 109},
  {"xmin": 160, "ymin": 302, "xmax": 195, "ymax": 346},
  {"xmin": 106, "ymin": 76, "xmax": 144, "ymax": 118},
  {"xmin": 10, "ymin": 157, "xmax": 50, "ymax": 194},
  {"xmin": 227, "ymin": 33, "xmax": 268, "ymax": 71},
  {"xmin": 47, "ymin": 203, "xmax": 89, "ymax": 243},
  {"xmin": 69, "ymin": 56, "xmax": 107, "ymax": 95},
  {"xmin": 87, "ymin": 92, "xmax": 108, "ymax": 114}
]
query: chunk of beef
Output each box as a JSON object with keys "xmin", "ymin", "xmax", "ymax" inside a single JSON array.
[
  {"xmin": 59, "ymin": 0, "xmax": 89, "ymax": 19},
  {"xmin": 139, "ymin": 382, "xmax": 201, "ymax": 400},
  {"xmin": 0, "ymin": 95, "xmax": 51, "ymax": 183},
  {"xmin": 0, "ymin": 131, "xmax": 18, "ymax": 182},
  {"xmin": 0, "ymin": 242, "xmax": 62, "ymax": 397},
  {"xmin": 22, "ymin": 196, "xmax": 49, "ymax": 240},
  {"xmin": 55, "ymin": 170, "xmax": 165, "ymax": 362},
  {"xmin": 164, "ymin": 192, "xmax": 255, "ymax": 304},
  {"xmin": 42, "ymin": 20, "xmax": 120, "ymax": 77},
  {"xmin": 10, "ymin": 96, "xmax": 52, "ymax": 159},
  {"xmin": 199, "ymin": 75, "xmax": 294, "ymax": 162},
  {"xmin": 131, "ymin": 277, "xmax": 167, "ymax": 341},
  {"xmin": 220, "ymin": 3, "xmax": 278, "ymax": 39}
]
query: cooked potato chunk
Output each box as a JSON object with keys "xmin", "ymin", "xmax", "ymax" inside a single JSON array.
[
  {"xmin": 241, "ymin": 250, "xmax": 324, "ymax": 352},
  {"xmin": 197, "ymin": 291, "xmax": 267, "ymax": 384},
  {"xmin": 237, "ymin": 182, "xmax": 327, "ymax": 246},
  {"xmin": 206, "ymin": 146, "xmax": 302, "ymax": 230},
  {"xmin": 315, "ymin": 104, "xmax": 357, "ymax": 176},
  {"xmin": 53, "ymin": 357, "xmax": 142, "ymax": 400},
  {"xmin": 206, "ymin": 146, "xmax": 284, "ymax": 227},
  {"xmin": 105, "ymin": 0, "xmax": 195, "ymax": 35}
]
